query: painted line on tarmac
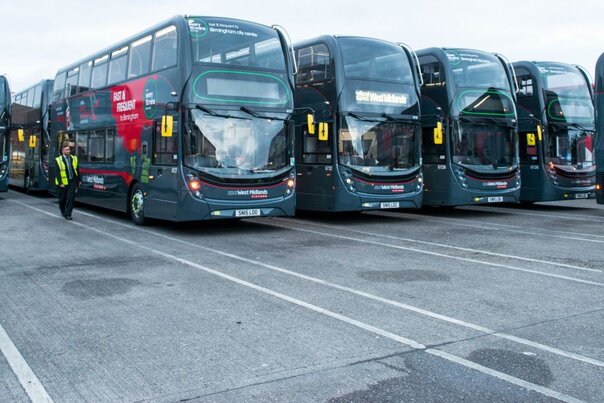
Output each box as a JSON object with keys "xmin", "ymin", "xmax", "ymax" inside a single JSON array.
[
  {"xmin": 274, "ymin": 217, "xmax": 601, "ymax": 273},
  {"xmin": 381, "ymin": 211, "xmax": 604, "ymax": 244},
  {"xmin": 461, "ymin": 205, "xmax": 603, "ymax": 222},
  {"xmin": 12, "ymin": 200, "xmax": 586, "ymax": 403},
  {"xmin": 427, "ymin": 349, "xmax": 584, "ymax": 403},
  {"xmin": 262, "ymin": 221, "xmax": 604, "ymax": 288},
  {"xmin": 0, "ymin": 323, "xmax": 54, "ymax": 403},
  {"xmin": 73, "ymin": 207, "xmax": 604, "ymax": 369},
  {"xmin": 11, "ymin": 196, "xmax": 604, "ymax": 370}
]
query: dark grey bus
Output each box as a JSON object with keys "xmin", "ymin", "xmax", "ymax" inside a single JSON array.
[
  {"xmin": 293, "ymin": 36, "xmax": 423, "ymax": 212},
  {"xmin": 9, "ymin": 80, "xmax": 54, "ymax": 192},
  {"xmin": 50, "ymin": 15, "xmax": 297, "ymax": 224},
  {"xmin": 418, "ymin": 48, "xmax": 520, "ymax": 206},
  {"xmin": 513, "ymin": 61, "xmax": 595, "ymax": 202},
  {"xmin": 0, "ymin": 76, "xmax": 10, "ymax": 192}
]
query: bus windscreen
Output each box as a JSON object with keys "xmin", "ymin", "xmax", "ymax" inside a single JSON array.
[{"xmin": 188, "ymin": 17, "xmax": 286, "ymax": 71}]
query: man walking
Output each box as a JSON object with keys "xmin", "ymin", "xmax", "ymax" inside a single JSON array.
[{"xmin": 53, "ymin": 143, "xmax": 80, "ymax": 220}]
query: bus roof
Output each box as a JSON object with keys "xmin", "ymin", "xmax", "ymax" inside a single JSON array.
[{"xmin": 54, "ymin": 15, "xmax": 279, "ymax": 75}]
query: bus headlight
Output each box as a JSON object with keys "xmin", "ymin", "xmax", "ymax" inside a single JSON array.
[{"xmin": 186, "ymin": 172, "xmax": 203, "ymax": 198}]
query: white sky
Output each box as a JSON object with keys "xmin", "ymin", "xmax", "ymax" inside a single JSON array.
[{"xmin": 2, "ymin": 0, "xmax": 604, "ymax": 91}]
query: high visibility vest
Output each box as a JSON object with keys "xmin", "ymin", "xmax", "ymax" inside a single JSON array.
[
  {"xmin": 55, "ymin": 155, "xmax": 78, "ymax": 186},
  {"xmin": 130, "ymin": 155, "xmax": 136, "ymax": 175},
  {"xmin": 141, "ymin": 157, "xmax": 150, "ymax": 184}
]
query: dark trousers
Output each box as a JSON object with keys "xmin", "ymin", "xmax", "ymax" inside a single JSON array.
[{"xmin": 58, "ymin": 181, "xmax": 77, "ymax": 217}]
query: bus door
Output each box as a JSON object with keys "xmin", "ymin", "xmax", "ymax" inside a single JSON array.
[
  {"xmin": 143, "ymin": 120, "xmax": 178, "ymax": 219},
  {"xmin": 296, "ymin": 120, "xmax": 334, "ymax": 210}
]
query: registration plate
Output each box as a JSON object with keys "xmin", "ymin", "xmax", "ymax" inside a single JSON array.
[
  {"xmin": 575, "ymin": 193, "xmax": 588, "ymax": 199},
  {"xmin": 380, "ymin": 202, "xmax": 400, "ymax": 209},
  {"xmin": 235, "ymin": 208, "xmax": 261, "ymax": 217},
  {"xmin": 487, "ymin": 196, "xmax": 503, "ymax": 203}
]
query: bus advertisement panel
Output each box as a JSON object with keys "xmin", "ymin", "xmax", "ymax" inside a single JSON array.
[{"xmin": 50, "ymin": 16, "xmax": 296, "ymax": 223}]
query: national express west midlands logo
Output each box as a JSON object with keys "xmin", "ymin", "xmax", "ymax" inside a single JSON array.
[{"xmin": 227, "ymin": 189, "xmax": 269, "ymax": 199}]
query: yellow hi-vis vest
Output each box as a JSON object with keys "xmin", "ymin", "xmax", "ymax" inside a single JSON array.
[{"xmin": 55, "ymin": 155, "xmax": 79, "ymax": 186}]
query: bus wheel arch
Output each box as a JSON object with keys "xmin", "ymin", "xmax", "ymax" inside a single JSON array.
[{"xmin": 128, "ymin": 182, "xmax": 146, "ymax": 225}]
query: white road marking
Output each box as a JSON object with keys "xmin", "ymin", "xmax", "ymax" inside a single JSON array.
[
  {"xmin": 427, "ymin": 349, "xmax": 585, "ymax": 403},
  {"xmin": 379, "ymin": 211, "xmax": 604, "ymax": 244},
  {"xmin": 274, "ymin": 217, "xmax": 601, "ymax": 273},
  {"xmin": 11, "ymin": 199, "xmax": 587, "ymax": 403},
  {"xmin": 464, "ymin": 205, "xmax": 604, "ymax": 222},
  {"xmin": 11, "ymin": 196, "xmax": 604, "ymax": 369},
  {"xmin": 0, "ymin": 323, "xmax": 54, "ymax": 403},
  {"xmin": 263, "ymin": 221, "xmax": 604, "ymax": 287}
]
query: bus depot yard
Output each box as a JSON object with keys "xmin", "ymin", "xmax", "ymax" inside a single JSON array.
[{"xmin": 1, "ymin": 190, "xmax": 603, "ymax": 402}]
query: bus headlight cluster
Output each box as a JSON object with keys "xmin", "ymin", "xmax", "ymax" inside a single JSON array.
[
  {"xmin": 453, "ymin": 166, "xmax": 468, "ymax": 189},
  {"xmin": 0, "ymin": 162, "xmax": 6, "ymax": 178},
  {"xmin": 186, "ymin": 171, "xmax": 203, "ymax": 198},
  {"xmin": 341, "ymin": 168, "xmax": 356, "ymax": 193},
  {"xmin": 286, "ymin": 171, "xmax": 295, "ymax": 195}
]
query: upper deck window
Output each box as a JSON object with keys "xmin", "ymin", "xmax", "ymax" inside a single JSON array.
[
  {"xmin": 445, "ymin": 50, "xmax": 509, "ymax": 90},
  {"xmin": 152, "ymin": 25, "xmax": 177, "ymax": 71},
  {"xmin": 91, "ymin": 55, "xmax": 109, "ymax": 89},
  {"xmin": 336, "ymin": 38, "xmax": 413, "ymax": 84},
  {"xmin": 53, "ymin": 72, "xmax": 66, "ymax": 101},
  {"xmin": 128, "ymin": 35, "xmax": 152, "ymax": 78},
  {"xmin": 188, "ymin": 17, "xmax": 286, "ymax": 70},
  {"xmin": 66, "ymin": 67, "xmax": 80, "ymax": 97},
  {"xmin": 296, "ymin": 44, "xmax": 332, "ymax": 83},
  {"xmin": 108, "ymin": 46, "xmax": 129, "ymax": 84},
  {"xmin": 536, "ymin": 63, "xmax": 591, "ymax": 99},
  {"xmin": 79, "ymin": 61, "xmax": 93, "ymax": 92}
]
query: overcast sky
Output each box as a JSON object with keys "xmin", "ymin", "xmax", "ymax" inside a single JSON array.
[{"xmin": 2, "ymin": 0, "xmax": 604, "ymax": 91}]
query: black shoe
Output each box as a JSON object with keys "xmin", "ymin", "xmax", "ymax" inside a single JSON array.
[{"xmin": 66, "ymin": 216, "xmax": 72, "ymax": 220}]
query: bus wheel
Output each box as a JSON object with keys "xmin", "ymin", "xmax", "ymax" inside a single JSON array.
[{"xmin": 129, "ymin": 184, "xmax": 146, "ymax": 225}]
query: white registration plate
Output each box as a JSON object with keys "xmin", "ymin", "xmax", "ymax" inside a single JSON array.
[
  {"xmin": 380, "ymin": 202, "xmax": 400, "ymax": 209},
  {"xmin": 575, "ymin": 193, "xmax": 588, "ymax": 199},
  {"xmin": 235, "ymin": 208, "xmax": 261, "ymax": 217},
  {"xmin": 487, "ymin": 196, "xmax": 504, "ymax": 203}
]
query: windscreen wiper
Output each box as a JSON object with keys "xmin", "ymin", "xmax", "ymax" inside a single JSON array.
[
  {"xmin": 347, "ymin": 112, "xmax": 384, "ymax": 123},
  {"xmin": 568, "ymin": 122, "xmax": 595, "ymax": 133},
  {"xmin": 240, "ymin": 106, "xmax": 289, "ymax": 121},
  {"xmin": 460, "ymin": 115, "xmax": 515, "ymax": 129},
  {"xmin": 195, "ymin": 105, "xmax": 241, "ymax": 119}
]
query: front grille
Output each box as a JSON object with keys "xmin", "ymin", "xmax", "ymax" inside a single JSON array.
[
  {"xmin": 464, "ymin": 168, "xmax": 517, "ymax": 180},
  {"xmin": 554, "ymin": 166, "xmax": 595, "ymax": 179}
]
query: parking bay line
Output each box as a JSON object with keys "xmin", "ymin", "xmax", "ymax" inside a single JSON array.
[
  {"xmin": 12, "ymin": 200, "xmax": 586, "ymax": 403},
  {"xmin": 274, "ymin": 217, "xmax": 602, "ymax": 273},
  {"xmin": 379, "ymin": 210, "xmax": 604, "ymax": 244},
  {"xmin": 0, "ymin": 322, "xmax": 54, "ymax": 403},
  {"xmin": 13, "ymin": 196, "xmax": 604, "ymax": 371},
  {"xmin": 13, "ymin": 196, "xmax": 604, "ymax": 369},
  {"xmin": 261, "ymin": 220, "xmax": 604, "ymax": 288}
]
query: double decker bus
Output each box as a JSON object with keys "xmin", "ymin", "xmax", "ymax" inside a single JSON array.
[
  {"xmin": 293, "ymin": 36, "xmax": 423, "ymax": 212},
  {"xmin": 418, "ymin": 48, "xmax": 520, "ymax": 206},
  {"xmin": 0, "ymin": 76, "xmax": 11, "ymax": 192},
  {"xmin": 9, "ymin": 80, "xmax": 54, "ymax": 192},
  {"xmin": 595, "ymin": 53, "xmax": 604, "ymax": 204},
  {"xmin": 513, "ymin": 61, "xmax": 595, "ymax": 202},
  {"xmin": 50, "ymin": 15, "xmax": 296, "ymax": 224}
]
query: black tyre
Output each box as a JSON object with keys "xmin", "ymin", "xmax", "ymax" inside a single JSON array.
[{"xmin": 129, "ymin": 184, "xmax": 146, "ymax": 225}]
